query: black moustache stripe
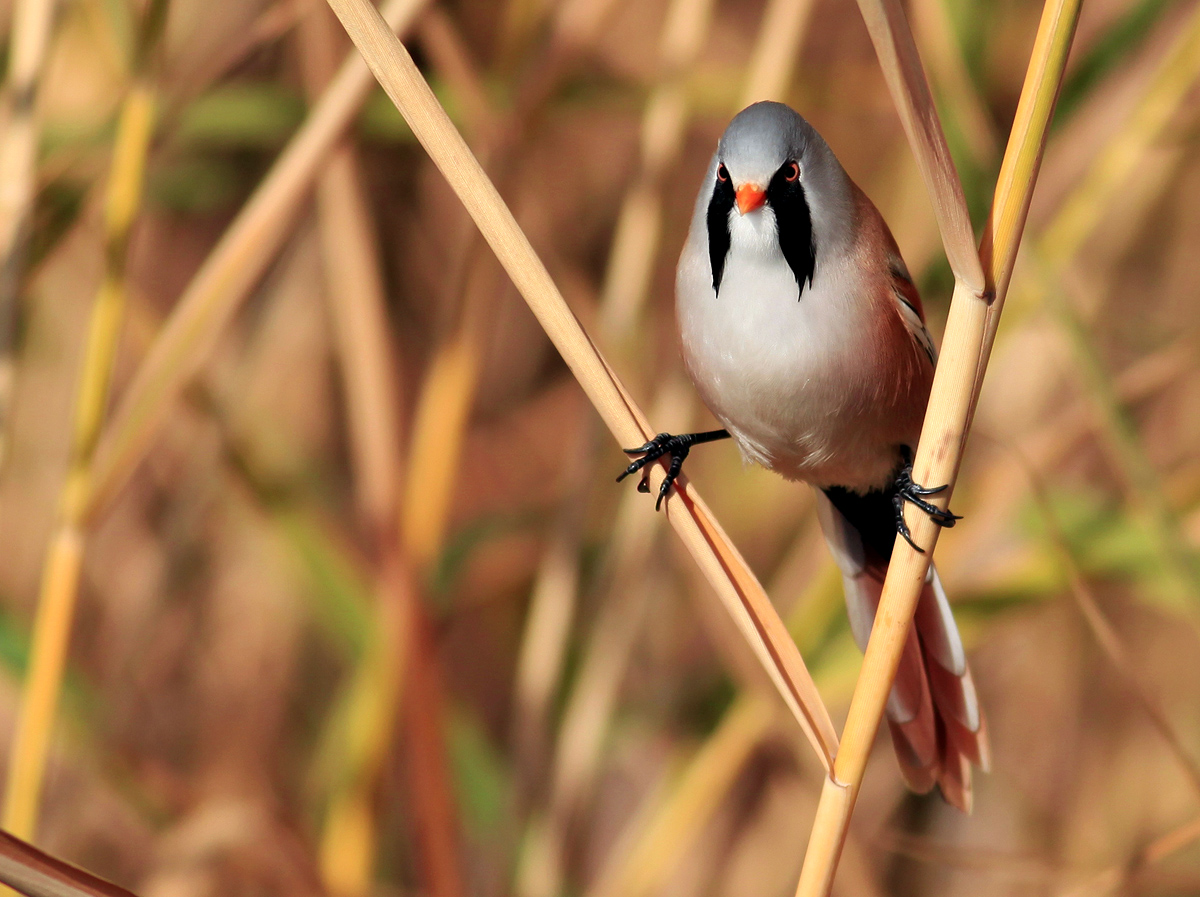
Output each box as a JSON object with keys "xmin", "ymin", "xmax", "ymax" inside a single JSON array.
[
  {"xmin": 767, "ymin": 165, "xmax": 817, "ymax": 300},
  {"xmin": 706, "ymin": 161, "xmax": 818, "ymax": 300},
  {"xmin": 706, "ymin": 173, "xmax": 734, "ymax": 295}
]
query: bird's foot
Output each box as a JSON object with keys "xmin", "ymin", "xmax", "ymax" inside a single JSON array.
[
  {"xmin": 892, "ymin": 462, "xmax": 962, "ymax": 553},
  {"xmin": 616, "ymin": 429, "xmax": 729, "ymax": 511}
]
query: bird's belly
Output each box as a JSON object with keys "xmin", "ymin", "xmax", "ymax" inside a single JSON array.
[{"xmin": 678, "ymin": 255, "xmax": 900, "ymax": 490}]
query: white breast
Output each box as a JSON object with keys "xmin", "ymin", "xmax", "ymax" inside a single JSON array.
[{"xmin": 676, "ymin": 205, "xmax": 897, "ymax": 490}]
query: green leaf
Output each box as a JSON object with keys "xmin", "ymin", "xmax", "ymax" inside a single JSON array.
[{"xmin": 177, "ymin": 83, "xmax": 306, "ymax": 150}]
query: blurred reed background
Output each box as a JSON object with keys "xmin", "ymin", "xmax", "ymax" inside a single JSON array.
[{"xmin": 0, "ymin": 0, "xmax": 1197, "ymax": 894}]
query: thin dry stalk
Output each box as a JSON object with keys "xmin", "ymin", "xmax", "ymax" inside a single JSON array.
[
  {"xmin": 597, "ymin": 0, "xmax": 715, "ymax": 340},
  {"xmin": 794, "ymin": 1, "xmax": 1081, "ymax": 894},
  {"xmin": 1025, "ymin": 467, "xmax": 1200, "ymax": 796},
  {"xmin": 584, "ymin": 696, "xmax": 777, "ymax": 897},
  {"xmin": 512, "ymin": 0, "xmax": 716, "ymax": 820},
  {"xmin": 740, "ymin": 0, "xmax": 816, "ymax": 106},
  {"xmin": 322, "ymin": 0, "xmax": 840, "ymax": 772},
  {"xmin": 974, "ymin": 3, "xmax": 1200, "ymax": 405},
  {"xmin": 0, "ymin": 0, "xmax": 59, "ymax": 472},
  {"xmin": 853, "ymin": 0, "xmax": 985, "ymax": 293},
  {"xmin": 85, "ymin": 0, "xmax": 431, "ymax": 520},
  {"xmin": 2, "ymin": 5, "xmax": 164, "ymax": 835},
  {"xmin": 298, "ymin": 6, "xmax": 416, "ymax": 894},
  {"xmin": 302, "ymin": 0, "xmax": 402, "ymax": 532},
  {"xmin": 1059, "ymin": 813, "xmax": 1200, "ymax": 897},
  {"xmin": 0, "ymin": 830, "xmax": 139, "ymax": 897},
  {"xmin": 910, "ymin": 0, "xmax": 999, "ymax": 165}
]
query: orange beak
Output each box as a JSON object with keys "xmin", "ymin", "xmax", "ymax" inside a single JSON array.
[{"xmin": 736, "ymin": 184, "xmax": 766, "ymax": 215}]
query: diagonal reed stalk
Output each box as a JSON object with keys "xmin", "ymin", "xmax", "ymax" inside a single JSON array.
[
  {"xmin": 0, "ymin": 829, "xmax": 140, "ymax": 897},
  {"xmin": 792, "ymin": 1, "xmax": 1080, "ymax": 893},
  {"xmin": 298, "ymin": 6, "xmax": 424, "ymax": 895},
  {"xmin": 1, "ymin": 0, "xmax": 168, "ymax": 845},
  {"xmin": 0, "ymin": 0, "xmax": 59, "ymax": 475},
  {"xmin": 3, "ymin": 0, "xmax": 424, "ymax": 869},
  {"xmin": 1024, "ymin": 465, "xmax": 1200, "ymax": 797},
  {"xmin": 322, "ymin": 0, "xmax": 840, "ymax": 776},
  {"xmin": 84, "ymin": 0, "xmax": 431, "ymax": 520}
]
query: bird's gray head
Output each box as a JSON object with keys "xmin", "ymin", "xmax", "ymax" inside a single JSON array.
[{"xmin": 703, "ymin": 101, "xmax": 852, "ymax": 300}]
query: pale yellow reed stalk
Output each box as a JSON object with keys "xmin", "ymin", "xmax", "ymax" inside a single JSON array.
[
  {"xmin": 2, "ymin": 64, "xmax": 158, "ymax": 842},
  {"xmin": 323, "ymin": 0, "xmax": 840, "ymax": 772},
  {"xmin": 1059, "ymin": 813, "xmax": 1200, "ymax": 897},
  {"xmin": 740, "ymin": 0, "xmax": 816, "ymax": 107},
  {"xmin": 86, "ymin": 0, "xmax": 431, "ymax": 519},
  {"xmin": 0, "ymin": 0, "xmax": 59, "ymax": 471},
  {"xmin": 1026, "ymin": 467, "xmax": 1200, "ymax": 796},
  {"xmin": 299, "ymin": 5, "xmax": 411, "ymax": 893},
  {"xmin": 585, "ymin": 696, "xmax": 777, "ymax": 897},
  {"xmin": 793, "ymin": 1, "xmax": 1081, "ymax": 894}
]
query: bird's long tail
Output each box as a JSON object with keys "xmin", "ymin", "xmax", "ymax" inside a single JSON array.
[{"xmin": 814, "ymin": 489, "xmax": 989, "ymax": 812}]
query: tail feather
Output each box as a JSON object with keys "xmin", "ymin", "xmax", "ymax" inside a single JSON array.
[{"xmin": 814, "ymin": 488, "xmax": 989, "ymax": 812}]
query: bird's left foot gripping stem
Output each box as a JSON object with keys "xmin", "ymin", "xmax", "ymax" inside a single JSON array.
[
  {"xmin": 892, "ymin": 457, "xmax": 962, "ymax": 553},
  {"xmin": 616, "ymin": 430, "xmax": 730, "ymax": 510}
]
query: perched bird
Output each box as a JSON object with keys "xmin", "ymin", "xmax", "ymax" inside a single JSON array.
[{"xmin": 617, "ymin": 101, "xmax": 988, "ymax": 810}]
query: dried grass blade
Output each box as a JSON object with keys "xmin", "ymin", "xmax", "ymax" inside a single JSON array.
[
  {"xmin": 584, "ymin": 697, "xmax": 777, "ymax": 897},
  {"xmin": 740, "ymin": 0, "xmax": 816, "ymax": 106},
  {"xmin": 0, "ymin": 0, "xmax": 59, "ymax": 471},
  {"xmin": 3, "ymin": 51, "xmax": 161, "ymax": 841},
  {"xmin": 854, "ymin": 0, "xmax": 986, "ymax": 293},
  {"xmin": 322, "ymin": 0, "xmax": 839, "ymax": 770},
  {"xmin": 1026, "ymin": 469, "xmax": 1200, "ymax": 795},
  {"xmin": 0, "ymin": 830, "xmax": 139, "ymax": 897},
  {"xmin": 85, "ymin": 0, "xmax": 430, "ymax": 520},
  {"xmin": 298, "ymin": 7, "xmax": 413, "ymax": 894}
]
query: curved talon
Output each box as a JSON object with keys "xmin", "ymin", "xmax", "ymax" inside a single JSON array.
[
  {"xmin": 614, "ymin": 429, "xmax": 730, "ymax": 510},
  {"xmin": 893, "ymin": 458, "xmax": 962, "ymax": 551}
]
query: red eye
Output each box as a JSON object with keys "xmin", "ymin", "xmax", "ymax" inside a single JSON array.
[
  {"xmin": 785, "ymin": 161, "xmax": 799, "ymax": 182},
  {"xmin": 717, "ymin": 164, "xmax": 729, "ymax": 182}
]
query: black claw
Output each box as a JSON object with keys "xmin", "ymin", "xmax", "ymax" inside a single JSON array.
[
  {"xmin": 893, "ymin": 455, "xmax": 962, "ymax": 549},
  {"xmin": 656, "ymin": 450, "xmax": 688, "ymax": 511},
  {"xmin": 615, "ymin": 429, "xmax": 731, "ymax": 511}
]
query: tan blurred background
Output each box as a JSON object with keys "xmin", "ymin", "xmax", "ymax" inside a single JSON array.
[{"xmin": 0, "ymin": 0, "xmax": 1197, "ymax": 894}]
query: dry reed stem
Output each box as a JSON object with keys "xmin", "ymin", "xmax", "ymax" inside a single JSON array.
[
  {"xmin": 975, "ymin": 4, "xmax": 1200, "ymax": 408},
  {"xmin": 0, "ymin": 829, "xmax": 139, "ymax": 897},
  {"xmin": 2, "ymin": 63, "xmax": 159, "ymax": 842},
  {"xmin": 596, "ymin": 0, "xmax": 715, "ymax": 339},
  {"xmin": 910, "ymin": 0, "xmax": 999, "ymax": 165},
  {"xmin": 323, "ymin": 0, "xmax": 840, "ymax": 769},
  {"xmin": 1039, "ymin": 255, "xmax": 1200, "ymax": 607},
  {"xmin": 85, "ymin": 0, "xmax": 431, "ymax": 520},
  {"xmin": 853, "ymin": 0, "xmax": 985, "ymax": 293},
  {"xmin": 513, "ymin": 0, "xmax": 716, "ymax": 824},
  {"xmin": 1059, "ymin": 813, "xmax": 1200, "ymax": 897},
  {"xmin": 740, "ymin": 0, "xmax": 816, "ymax": 106},
  {"xmin": 298, "ymin": 6, "xmax": 416, "ymax": 893},
  {"xmin": 794, "ymin": 2, "xmax": 1080, "ymax": 894},
  {"xmin": 1025, "ymin": 468, "xmax": 1200, "ymax": 796},
  {"xmin": 585, "ymin": 696, "xmax": 777, "ymax": 897},
  {"xmin": 588, "ymin": 552, "xmax": 845, "ymax": 897},
  {"xmin": 0, "ymin": 0, "xmax": 59, "ymax": 472}
]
